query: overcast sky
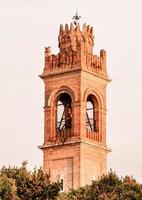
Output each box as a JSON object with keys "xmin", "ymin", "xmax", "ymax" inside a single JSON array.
[{"xmin": 0, "ymin": 0, "xmax": 142, "ymax": 182}]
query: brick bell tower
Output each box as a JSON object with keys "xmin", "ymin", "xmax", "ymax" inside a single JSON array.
[{"xmin": 39, "ymin": 19, "xmax": 111, "ymax": 191}]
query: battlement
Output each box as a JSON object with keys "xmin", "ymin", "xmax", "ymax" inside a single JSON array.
[{"xmin": 43, "ymin": 23, "xmax": 107, "ymax": 77}]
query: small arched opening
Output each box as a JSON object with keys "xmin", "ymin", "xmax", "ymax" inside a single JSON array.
[
  {"xmin": 56, "ymin": 93, "xmax": 72, "ymax": 135},
  {"xmin": 86, "ymin": 94, "xmax": 99, "ymax": 133}
]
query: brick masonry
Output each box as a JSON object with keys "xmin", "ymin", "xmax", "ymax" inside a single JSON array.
[{"xmin": 39, "ymin": 23, "xmax": 111, "ymax": 191}]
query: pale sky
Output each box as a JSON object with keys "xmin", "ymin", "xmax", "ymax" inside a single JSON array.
[{"xmin": 0, "ymin": 0, "xmax": 142, "ymax": 182}]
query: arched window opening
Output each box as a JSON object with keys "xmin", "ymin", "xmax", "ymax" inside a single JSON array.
[
  {"xmin": 86, "ymin": 95, "xmax": 97, "ymax": 132},
  {"xmin": 56, "ymin": 93, "xmax": 72, "ymax": 134}
]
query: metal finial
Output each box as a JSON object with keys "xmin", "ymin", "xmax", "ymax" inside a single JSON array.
[{"xmin": 72, "ymin": 11, "xmax": 81, "ymax": 26}]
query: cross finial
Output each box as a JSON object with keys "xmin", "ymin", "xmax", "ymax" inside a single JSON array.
[{"xmin": 72, "ymin": 11, "xmax": 81, "ymax": 26}]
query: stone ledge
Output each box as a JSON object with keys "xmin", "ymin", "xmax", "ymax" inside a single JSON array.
[
  {"xmin": 81, "ymin": 140, "xmax": 111, "ymax": 153},
  {"xmin": 38, "ymin": 138, "xmax": 81, "ymax": 149},
  {"xmin": 38, "ymin": 139, "xmax": 111, "ymax": 153}
]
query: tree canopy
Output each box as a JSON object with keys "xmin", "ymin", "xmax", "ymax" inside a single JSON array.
[
  {"xmin": 0, "ymin": 163, "xmax": 142, "ymax": 200},
  {"xmin": 0, "ymin": 161, "xmax": 60, "ymax": 200},
  {"xmin": 57, "ymin": 171, "xmax": 142, "ymax": 200}
]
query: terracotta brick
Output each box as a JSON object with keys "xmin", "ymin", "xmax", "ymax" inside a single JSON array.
[{"xmin": 39, "ymin": 23, "xmax": 111, "ymax": 191}]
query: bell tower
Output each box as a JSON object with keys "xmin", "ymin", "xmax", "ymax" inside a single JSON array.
[{"xmin": 39, "ymin": 21, "xmax": 111, "ymax": 191}]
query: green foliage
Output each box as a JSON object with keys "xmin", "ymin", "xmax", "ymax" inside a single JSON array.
[
  {"xmin": 0, "ymin": 175, "xmax": 17, "ymax": 200},
  {"xmin": 57, "ymin": 171, "xmax": 142, "ymax": 200},
  {"xmin": 0, "ymin": 161, "xmax": 60, "ymax": 200},
  {"xmin": 1, "ymin": 163, "xmax": 142, "ymax": 200}
]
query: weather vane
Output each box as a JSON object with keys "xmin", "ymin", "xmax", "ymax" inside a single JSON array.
[{"xmin": 72, "ymin": 11, "xmax": 81, "ymax": 25}]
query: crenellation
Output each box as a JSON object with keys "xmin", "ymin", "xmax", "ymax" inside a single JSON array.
[
  {"xmin": 43, "ymin": 23, "xmax": 108, "ymax": 77},
  {"xmin": 65, "ymin": 24, "xmax": 69, "ymax": 32},
  {"xmin": 90, "ymin": 26, "xmax": 93, "ymax": 34},
  {"xmin": 75, "ymin": 23, "xmax": 80, "ymax": 32},
  {"xmin": 59, "ymin": 24, "xmax": 64, "ymax": 35},
  {"xmin": 82, "ymin": 23, "xmax": 87, "ymax": 32},
  {"xmin": 70, "ymin": 22, "xmax": 74, "ymax": 32},
  {"xmin": 87, "ymin": 25, "xmax": 90, "ymax": 32}
]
